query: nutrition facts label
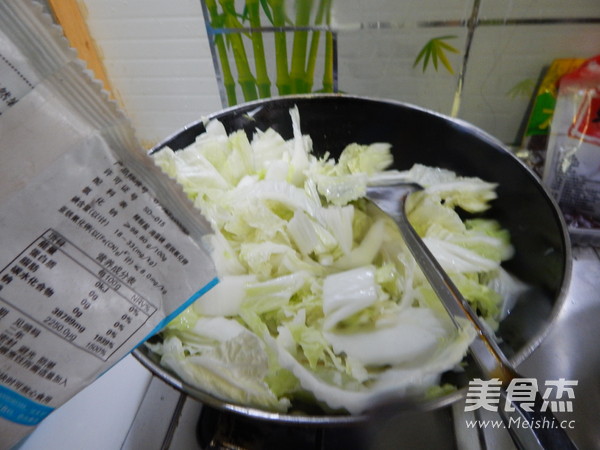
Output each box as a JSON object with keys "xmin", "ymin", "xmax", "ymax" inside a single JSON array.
[{"xmin": 0, "ymin": 229, "xmax": 156, "ymax": 362}]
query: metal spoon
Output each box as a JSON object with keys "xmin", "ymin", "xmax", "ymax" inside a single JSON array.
[{"xmin": 366, "ymin": 183, "xmax": 577, "ymax": 450}]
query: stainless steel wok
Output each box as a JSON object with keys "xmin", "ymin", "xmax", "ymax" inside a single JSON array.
[{"xmin": 133, "ymin": 95, "xmax": 571, "ymax": 432}]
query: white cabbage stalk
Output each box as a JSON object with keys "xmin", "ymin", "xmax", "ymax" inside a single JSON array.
[{"xmin": 322, "ymin": 266, "xmax": 380, "ymax": 330}]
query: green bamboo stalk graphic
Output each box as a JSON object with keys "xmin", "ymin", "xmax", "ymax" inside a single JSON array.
[
  {"xmin": 205, "ymin": 0, "xmax": 237, "ymax": 105},
  {"xmin": 322, "ymin": 20, "xmax": 334, "ymax": 93},
  {"xmin": 246, "ymin": 0, "xmax": 271, "ymax": 98},
  {"xmin": 205, "ymin": 0, "xmax": 334, "ymax": 101},
  {"xmin": 289, "ymin": 0, "xmax": 314, "ymax": 93},
  {"xmin": 216, "ymin": 34, "xmax": 240, "ymax": 104},
  {"xmin": 304, "ymin": 0, "xmax": 330, "ymax": 92},
  {"xmin": 268, "ymin": 0, "xmax": 291, "ymax": 95},
  {"xmin": 220, "ymin": 0, "xmax": 258, "ymax": 102}
]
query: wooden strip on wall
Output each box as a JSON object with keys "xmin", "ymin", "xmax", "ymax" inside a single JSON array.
[{"xmin": 47, "ymin": 0, "xmax": 117, "ymax": 101}]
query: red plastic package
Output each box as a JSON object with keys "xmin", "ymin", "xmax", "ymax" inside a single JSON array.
[{"xmin": 542, "ymin": 55, "xmax": 600, "ymax": 244}]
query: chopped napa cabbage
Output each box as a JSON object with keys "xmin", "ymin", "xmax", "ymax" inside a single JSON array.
[
  {"xmin": 334, "ymin": 219, "xmax": 386, "ymax": 270},
  {"xmin": 320, "ymin": 205, "xmax": 354, "ymax": 255},
  {"xmin": 394, "ymin": 164, "xmax": 498, "ymax": 213},
  {"xmin": 322, "ymin": 265, "xmax": 380, "ymax": 330},
  {"xmin": 159, "ymin": 332, "xmax": 290, "ymax": 411},
  {"xmin": 425, "ymin": 220, "xmax": 514, "ymax": 263},
  {"xmin": 270, "ymin": 319, "xmax": 476, "ymax": 414},
  {"xmin": 323, "ymin": 307, "xmax": 451, "ymax": 366},
  {"xmin": 371, "ymin": 320, "xmax": 476, "ymax": 393},
  {"xmin": 271, "ymin": 333, "xmax": 374, "ymax": 414},
  {"xmin": 150, "ymin": 106, "xmax": 522, "ymax": 415},
  {"xmin": 193, "ymin": 275, "xmax": 257, "ymax": 317},
  {"xmin": 337, "ymin": 142, "xmax": 394, "ymax": 175},
  {"xmin": 421, "ymin": 237, "xmax": 500, "ymax": 273},
  {"xmin": 251, "ymin": 127, "xmax": 290, "ymax": 170},
  {"xmin": 288, "ymin": 105, "xmax": 311, "ymax": 185},
  {"xmin": 287, "ymin": 209, "xmax": 338, "ymax": 258},
  {"xmin": 315, "ymin": 173, "xmax": 368, "ymax": 206},
  {"xmin": 405, "ymin": 191, "xmax": 466, "ymax": 236},
  {"xmin": 242, "ymin": 272, "xmax": 309, "ymax": 315}
]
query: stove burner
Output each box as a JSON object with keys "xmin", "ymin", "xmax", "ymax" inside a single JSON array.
[
  {"xmin": 195, "ymin": 401, "xmax": 461, "ymax": 450},
  {"xmin": 196, "ymin": 406, "xmax": 368, "ymax": 450}
]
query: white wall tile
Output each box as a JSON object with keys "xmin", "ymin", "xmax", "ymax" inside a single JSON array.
[
  {"xmin": 459, "ymin": 23, "xmax": 600, "ymax": 144},
  {"xmin": 82, "ymin": 0, "xmax": 221, "ymax": 147},
  {"xmin": 96, "ymin": 38, "xmax": 209, "ymax": 61},
  {"xmin": 331, "ymin": 0, "xmax": 473, "ymax": 26},
  {"xmin": 336, "ymin": 27, "xmax": 466, "ymax": 115},
  {"xmin": 479, "ymin": 0, "xmax": 600, "ymax": 20},
  {"xmin": 89, "ymin": 17, "xmax": 207, "ymax": 40},
  {"xmin": 82, "ymin": 0, "xmax": 203, "ymax": 19}
]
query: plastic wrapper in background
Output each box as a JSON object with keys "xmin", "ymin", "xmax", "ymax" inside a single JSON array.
[
  {"xmin": 0, "ymin": 1, "xmax": 217, "ymax": 448},
  {"xmin": 542, "ymin": 55, "xmax": 600, "ymax": 246},
  {"xmin": 519, "ymin": 58, "xmax": 586, "ymax": 174}
]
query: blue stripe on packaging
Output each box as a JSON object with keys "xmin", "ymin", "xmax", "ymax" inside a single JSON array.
[
  {"xmin": 0, "ymin": 385, "xmax": 55, "ymax": 425},
  {"xmin": 139, "ymin": 276, "xmax": 219, "ymax": 344}
]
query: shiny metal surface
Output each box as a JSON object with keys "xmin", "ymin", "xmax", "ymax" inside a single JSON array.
[
  {"xmin": 517, "ymin": 246, "xmax": 600, "ymax": 450},
  {"xmin": 449, "ymin": 245, "xmax": 600, "ymax": 450}
]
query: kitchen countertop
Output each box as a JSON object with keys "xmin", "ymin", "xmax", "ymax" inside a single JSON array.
[{"xmin": 17, "ymin": 246, "xmax": 600, "ymax": 450}]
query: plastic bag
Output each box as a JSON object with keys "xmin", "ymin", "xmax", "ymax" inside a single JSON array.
[{"xmin": 542, "ymin": 55, "xmax": 600, "ymax": 245}]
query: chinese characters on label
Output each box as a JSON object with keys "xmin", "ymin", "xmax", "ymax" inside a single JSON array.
[
  {"xmin": 57, "ymin": 163, "xmax": 190, "ymax": 296},
  {"xmin": 0, "ymin": 51, "xmax": 36, "ymax": 116},
  {"xmin": 0, "ymin": 160, "xmax": 195, "ymax": 372}
]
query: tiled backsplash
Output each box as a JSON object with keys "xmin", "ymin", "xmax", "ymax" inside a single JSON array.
[{"xmin": 78, "ymin": 0, "xmax": 600, "ymax": 147}]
